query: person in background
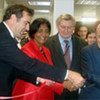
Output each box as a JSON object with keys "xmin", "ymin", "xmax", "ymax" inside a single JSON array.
[
  {"xmin": 12, "ymin": 18, "xmax": 65, "ymax": 100},
  {"xmin": 79, "ymin": 20, "xmax": 100, "ymax": 100},
  {"xmin": 0, "ymin": 4, "xmax": 85, "ymax": 97},
  {"xmin": 45, "ymin": 14, "xmax": 86, "ymax": 100},
  {"xmin": 85, "ymin": 31, "xmax": 96, "ymax": 45},
  {"xmin": 78, "ymin": 25, "xmax": 89, "ymax": 40}
]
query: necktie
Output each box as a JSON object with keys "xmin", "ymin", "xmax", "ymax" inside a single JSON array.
[{"xmin": 64, "ymin": 40, "xmax": 71, "ymax": 69}]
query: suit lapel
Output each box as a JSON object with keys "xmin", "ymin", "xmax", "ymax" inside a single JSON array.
[
  {"xmin": 52, "ymin": 34, "xmax": 67, "ymax": 66},
  {"xmin": 71, "ymin": 36, "xmax": 78, "ymax": 68}
]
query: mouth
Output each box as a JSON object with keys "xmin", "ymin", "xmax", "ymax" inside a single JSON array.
[
  {"xmin": 40, "ymin": 37, "xmax": 45, "ymax": 41},
  {"xmin": 21, "ymin": 31, "xmax": 28, "ymax": 35}
]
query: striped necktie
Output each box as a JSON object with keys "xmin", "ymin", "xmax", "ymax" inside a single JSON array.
[{"xmin": 64, "ymin": 40, "xmax": 71, "ymax": 69}]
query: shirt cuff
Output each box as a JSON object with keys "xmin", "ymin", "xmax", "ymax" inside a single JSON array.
[{"xmin": 64, "ymin": 70, "xmax": 69, "ymax": 80}]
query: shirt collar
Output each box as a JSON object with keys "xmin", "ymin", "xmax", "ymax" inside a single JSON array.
[{"xmin": 58, "ymin": 33, "xmax": 72, "ymax": 44}]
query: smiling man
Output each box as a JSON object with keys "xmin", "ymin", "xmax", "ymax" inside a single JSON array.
[{"xmin": 0, "ymin": 4, "xmax": 84, "ymax": 97}]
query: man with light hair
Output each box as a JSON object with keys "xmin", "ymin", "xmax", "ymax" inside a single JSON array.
[{"xmin": 45, "ymin": 13, "xmax": 87, "ymax": 100}]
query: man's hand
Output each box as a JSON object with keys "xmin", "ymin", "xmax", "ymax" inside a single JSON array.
[
  {"xmin": 63, "ymin": 80, "xmax": 78, "ymax": 92},
  {"xmin": 37, "ymin": 77, "xmax": 55, "ymax": 86},
  {"xmin": 67, "ymin": 70, "xmax": 85, "ymax": 88}
]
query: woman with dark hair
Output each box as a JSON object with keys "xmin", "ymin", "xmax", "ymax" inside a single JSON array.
[{"xmin": 12, "ymin": 18, "xmax": 64, "ymax": 100}]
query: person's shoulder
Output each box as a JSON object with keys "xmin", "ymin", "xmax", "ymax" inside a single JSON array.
[
  {"xmin": 48, "ymin": 34, "xmax": 57, "ymax": 41},
  {"xmin": 73, "ymin": 35, "xmax": 84, "ymax": 42},
  {"xmin": 72, "ymin": 35, "xmax": 88, "ymax": 46},
  {"xmin": 21, "ymin": 40, "xmax": 32, "ymax": 49},
  {"xmin": 0, "ymin": 22, "xmax": 5, "ymax": 31},
  {"xmin": 46, "ymin": 34, "xmax": 57, "ymax": 46},
  {"xmin": 82, "ymin": 43, "xmax": 95, "ymax": 52},
  {"xmin": 43, "ymin": 45, "xmax": 50, "ymax": 52}
]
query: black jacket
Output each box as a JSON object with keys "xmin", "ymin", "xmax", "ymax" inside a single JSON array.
[
  {"xmin": 45, "ymin": 33, "xmax": 87, "ymax": 100},
  {"xmin": 0, "ymin": 23, "xmax": 66, "ymax": 96}
]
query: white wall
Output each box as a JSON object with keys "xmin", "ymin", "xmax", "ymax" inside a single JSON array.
[
  {"xmin": 0, "ymin": 0, "xmax": 8, "ymax": 22},
  {"xmin": 53, "ymin": 0, "xmax": 74, "ymax": 34}
]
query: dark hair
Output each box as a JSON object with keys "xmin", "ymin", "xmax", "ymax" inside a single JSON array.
[
  {"xmin": 78, "ymin": 25, "xmax": 89, "ymax": 32},
  {"xmin": 85, "ymin": 30, "xmax": 95, "ymax": 39},
  {"xmin": 29, "ymin": 18, "xmax": 51, "ymax": 38},
  {"xmin": 3, "ymin": 4, "xmax": 34, "ymax": 21}
]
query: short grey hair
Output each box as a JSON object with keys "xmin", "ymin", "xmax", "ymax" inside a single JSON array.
[{"xmin": 56, "ymin": 14, "xmax": 76, "ymax": 26}]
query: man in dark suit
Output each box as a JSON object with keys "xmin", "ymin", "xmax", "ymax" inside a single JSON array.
[
  {"xmin": 0, "ymin": 5, "xmax": 85, "ymax": 97},
  {"xmin": 79, "ymin": 21, "xmax": 100, "ymax": 100},
  {"xmin": 45, "ymin": 14, "xmax": 87, "ymax": 100}
]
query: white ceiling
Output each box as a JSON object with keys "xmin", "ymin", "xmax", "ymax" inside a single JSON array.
[
  {"xmin": 74, "ymin": 0, "xmax": 100, "ymax": 21},
  {"xmin": 75, "ymin": 0, "xmax": 100, "ymax": 5},
  {"xmin": 0, "ymin": 0, "xmax": 100, "ymax": 21},
  {"xmin": 6, "ymin": 0, "xmax": 53, "ymax": 13}
]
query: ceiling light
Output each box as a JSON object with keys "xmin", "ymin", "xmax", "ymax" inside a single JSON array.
[
  {"xmin": 75, "ymin": 0, "xmax": 100, "ymax": 5},
  {"xmin": 35, "ymin": 10, "xmax": 50, "ymax": 13},
  {"xmin": 28, "ymin": 1, "xmax": 51, "ymax": 6},
  {"xmin": 81, "ymin": 17, "xmax": 97, "ymax": 23}
]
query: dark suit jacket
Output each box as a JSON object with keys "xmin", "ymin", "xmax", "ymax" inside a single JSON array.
[
  {"xmin": 0, "ymin": 22, "xmax": 66, "ymax": 96},
  {"xmin": 45, "ymin": 34, "xmax": 87, "ymax": 100},
  {"xmin": 79, "ymin": 44, "xmax": 100, "ymax": 100}
]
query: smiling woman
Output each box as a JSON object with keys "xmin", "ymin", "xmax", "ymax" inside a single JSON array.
[{"xmin": 29, "ymin": 18, "xmax": 51, "ymax": 48}]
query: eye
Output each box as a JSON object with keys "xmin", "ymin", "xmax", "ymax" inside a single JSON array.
[
  {"xmin": 38, "ymin": 29, "xmax": 42, "ymax": 33},
  {"xmin": 45, "ymin": 29, "xmax": 49, "ymax": 34}
]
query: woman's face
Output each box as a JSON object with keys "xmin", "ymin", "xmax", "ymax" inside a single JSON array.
[
  {"xmin": 34, "ymin": 24, "xmax": 50, "ymax": 47},
  {"xmin": 78, "ymin": 26, "xmax": 88, "ymax": 40}
]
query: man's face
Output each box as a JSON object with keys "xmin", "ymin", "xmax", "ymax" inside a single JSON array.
[
  {"xmin": 86, "ymin": 33, "xmax": 96, "ymax": 45},
  {"xmin": 57, "ymin": 20, "xmax": 75, "ymax": 39},
  {"xmin": 96, "ymin": 24, "xmax": 100, "ymax": 47},
  {"xmin": 14, "ymin": 11, "xmax": 32, "ymax": 39}
]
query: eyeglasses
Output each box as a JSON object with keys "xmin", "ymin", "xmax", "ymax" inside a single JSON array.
[{"xmin": 60, "ymin": 25, "xmax": 74, "ymax": 30}]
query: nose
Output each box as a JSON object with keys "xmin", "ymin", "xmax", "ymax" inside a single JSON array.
[
  {"xmin": 64, "ymin": 28, "xmax": 69, "ymax": 32},
  {"xmin": 42, "ymin": 31, "xmax": 46, "ymax": 35},
  {"xmin": 26, "ymin": 24, "xmax": 30, "ymax": 31}
]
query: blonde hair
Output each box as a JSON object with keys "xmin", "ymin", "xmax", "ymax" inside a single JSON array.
[{"xmin": 56, "ymin": 14, "xmax": 76, "ymax": 26}]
